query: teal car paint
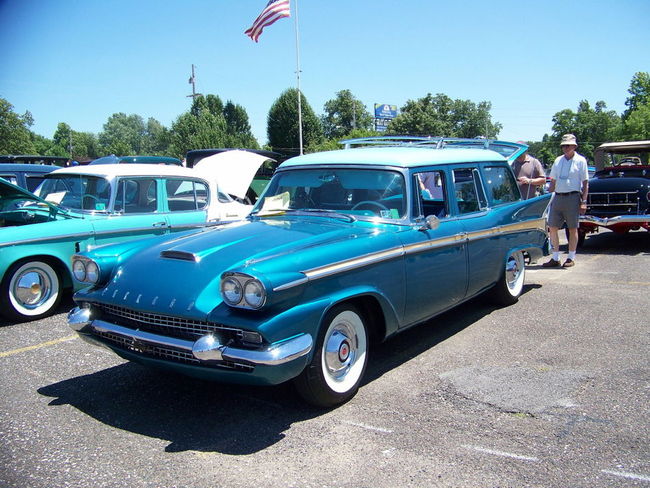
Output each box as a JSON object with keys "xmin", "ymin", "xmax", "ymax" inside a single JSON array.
[
  {"xmin": 0, "ymin": 163, "xmax": 252, "ymax": 321},
  {"xmin": 69, "ymin": 139, "xmax": 551, "ymax": 407}
]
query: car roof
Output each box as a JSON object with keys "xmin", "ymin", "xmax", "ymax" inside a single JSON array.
[
  {"xmin": 0, "ymin": 163, "xmax": 58, "ymax": 173},
  {"xmin": 49, "ymin": 163, "xmax": 203, "ymax": 179},
  {"xmin": 280, "ymin": 147, "xmax": 508, "ymax": 169}
]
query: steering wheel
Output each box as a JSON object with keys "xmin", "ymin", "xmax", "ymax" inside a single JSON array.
[
  {"xmin": 82, "ymin": 194, "xmax": 100, "ymax": 209},
  {"xmin": 351, "ymin": 200, "xmax": 389, "ymax": 212}
]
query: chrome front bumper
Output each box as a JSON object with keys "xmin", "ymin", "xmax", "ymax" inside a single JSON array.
[
  {"xmin": 68, "ymin": 306, "xmax": 313, "ymax": 367},
  {"xmin": 580, "ymin": 214, "xmax": 650, "ymax": 226}
]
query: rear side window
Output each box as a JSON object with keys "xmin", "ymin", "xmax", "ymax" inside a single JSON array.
[
  {"xmin": 483, "ymin": 166, "xmax": 519, "ymax": 205},
  {"xmin": 165, "ymin": 179, "xmax": 208, "ymax": 212},
  {"xmin": 453, "ymin": 168, "xmax": 487, "ymax": 215}
]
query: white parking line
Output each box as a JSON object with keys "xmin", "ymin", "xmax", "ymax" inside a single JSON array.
[
  {"xmin": 461, "ymin": 444, "xmax": 539, "ymax": 462},
  {"xmin": 601, "ymin": 469, "xmax": 650, "ymax": 482},
  {"xmin": 0, "ymin": 335, "xmax": 78, "ymax": 358},
  {"xmin": 342, "ymin": 420, "xmax": 393, "ymax": 433}
]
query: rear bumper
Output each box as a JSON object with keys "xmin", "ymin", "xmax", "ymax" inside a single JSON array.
[
  {"xmin": 68, "ymin": 306, "xmax": 313, "ymax": 384},
  {"xmin": 580, "ymin": 214, "xmax": 650, "ymax": 228}
]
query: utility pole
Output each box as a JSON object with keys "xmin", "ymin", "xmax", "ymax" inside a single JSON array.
[{"xmin": 187, "ymin": 64, "xmax": 202, "ymax": 100}]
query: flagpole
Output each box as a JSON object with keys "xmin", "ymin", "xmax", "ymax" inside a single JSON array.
[{"xmin": 293, "ymin": 0, "xmax": 304, "ymax": 155}]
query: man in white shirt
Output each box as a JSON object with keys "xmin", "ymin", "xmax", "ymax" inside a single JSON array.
[{"xmin": 542, "ymin": 134, "xmax": 589, "ymax": 268}]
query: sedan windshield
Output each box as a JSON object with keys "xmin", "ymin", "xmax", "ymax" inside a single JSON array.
[
  {"xmin": 35, "ymin": 175, "xmax": 112, "ymax": 212},
  {"xmin": 253, "ymin": 168, "xmax": 407, "ymax": 220}
]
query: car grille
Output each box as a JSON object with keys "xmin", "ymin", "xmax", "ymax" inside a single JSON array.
[
  {"xmin": 92, "ymin": 303, "xmax": 255, "ymax": 372},
  {"xmin": 97, "ymin": 303, "xmax": 245, "ymax": 341},
  {"xmin": 587, "ymin": 191, "xmax": 639, "ymax": 214},
  {"xmin": 96, "ymin": 329, "xmax": 253, "ymax": 371}
]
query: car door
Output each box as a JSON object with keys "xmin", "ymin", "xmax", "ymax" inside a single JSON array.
[
  {"xmin": 399, "ymin": 169, "xmax": 468, "ymax": 327},
  {"xmin": 452, "ymin": 165, "xmax": 509, "ymax": 298},
  {"xmin": 163, "ymin": 177, "xmax": 211, "ymax": 232},
  {"xmin": 91, "ymin": 177, "xmax": 170, "ymax": 248}
]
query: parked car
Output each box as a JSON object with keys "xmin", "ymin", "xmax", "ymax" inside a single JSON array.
[
  {"xmin": 579, "ymin": 140, "xmax": 650, "ymax": 245},
  {"xmin": 68, "ymin": 139, "xmax": 551, "ymax": 407},
  {"xmin": 0, "ymin": 163, "xmax": 57, "ymax": 192},
  {"xmin": 89, "ymin": 155, "xmax": 183, "ymax": 166},
  {"xmin": 0, "ymin": 163, "xmax": 253, "ymax": 321}
]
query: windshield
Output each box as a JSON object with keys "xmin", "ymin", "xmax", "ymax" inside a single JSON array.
[
  {"xmin": 253, "ymin": 168, "xmax": 407, "ymax": 220},
  {"xmin": 35, "ymin": 175, "xmax": 112, "ymax": 212}
]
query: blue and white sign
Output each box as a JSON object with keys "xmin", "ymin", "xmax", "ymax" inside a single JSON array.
[{"xmin": 374, "ymin": 104, "xmax": 398, "ymax": 119}]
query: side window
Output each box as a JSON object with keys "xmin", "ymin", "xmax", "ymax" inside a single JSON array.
[
  {"xmin": 165, "ymin": 179, "xmax": 208, "ymax": 212},
  {"xmin": 0, "ymin": 175, "xmax": 18, "ymax": 186},
  {"xmin": 483, "ymin": 166, "xmax": 520, "ymax": 205},
  {"xmin": 25, "ymin": 176, "xmax": 47, "ymax": 192},
  {"xmin": 413, "ymin": 170, "xmax": 447, "ymax": 218},
  {"xmin": 453, "ymin": 168, "xmax": 487, "ymax": 215},
  {"xmin": 115, "ymin": 178, "xmax": 157, "ymax": 214}
]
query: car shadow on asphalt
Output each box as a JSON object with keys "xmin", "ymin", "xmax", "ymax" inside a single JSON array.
[
  {"xmin": 36, "ymin": 290, "xmax": 535, "ymax": 455},
  {"xmin": 578, "ymin": 229, "xmax": 649, "ymax": 256}
]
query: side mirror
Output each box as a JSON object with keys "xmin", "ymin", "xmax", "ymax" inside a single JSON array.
[{"xmin": 419, "ymin": 215, "xmax": 440, "ymax": 231}]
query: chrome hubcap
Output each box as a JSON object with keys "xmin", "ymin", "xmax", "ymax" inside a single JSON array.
[
  {"xmin": 15, "ymin": 270, "xmax": 51, "ymax": 308},
  {"xmin": 324, "ymin": 328, "xmax": 356, "ymax": 378}
]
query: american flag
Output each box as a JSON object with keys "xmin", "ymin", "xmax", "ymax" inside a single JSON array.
[{"xmin": 245, "ymin": 0, "xmax": 291, "ymax": 42}]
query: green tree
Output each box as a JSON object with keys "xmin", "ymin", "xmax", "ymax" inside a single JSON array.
[
  {"xmin": 142, "ymin": 117, "xmax": 169, "ymax": 155},
  {"xmin": 321, "ymin": 89, "xmax": 373, "ymax": 139},
  {"xmin": 223, "ymin": 101, "xmax": 259, "ymax": 149},
  {"xmin": 545, "ymin": 100, "xmax": 621, "ymax": 161},
  {"xmin": 98, "ymin": 113, "xmax": 147, "ymax": 155},
  {"xmin": 386, "ymin": 93, "xmax": 501, "ymax": 138},
  {"xmin": 623, "ymin": 72, "xmax": 650, "ymax": 120},
  {"xmin": 0, "ymin": 97, "xmax": 37, "ymax": 153},
  {"xmin": 267, "ymin": 88, "xmax": 323, "ymax": 155},
  {"xmin": 622, "ymin": 104, "xmax": 650, "ymax": 140}
]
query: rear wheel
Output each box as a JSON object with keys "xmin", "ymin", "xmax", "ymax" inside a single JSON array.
[
  {"xmin": 294, "ymin": 304, "xmax": 368, "ymax": 408},
  {"xmin": 0, "ymin": 260, "xmax": 62, "ymax": 321},
  {"xmin": 490, "ymin": 250, "xmax": 525, "ymax": 306}
]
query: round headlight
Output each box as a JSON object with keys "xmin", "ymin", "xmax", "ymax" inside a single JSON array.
[
  {"xmin": 86, "ymin": 261, "xmax": 99, "ymax": 283},
  {"xmin": 73, "ymin": 260, "xmax": 86, "ymax": 281},
  {"xmin": 244, "ymin": 280, "xmax": 266, "ymax": 309},
  {"xmin": 221, "ymin": 277, "xmax": 243, "ymax": 305}
]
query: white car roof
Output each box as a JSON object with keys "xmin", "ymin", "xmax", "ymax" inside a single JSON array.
[{"xmin": 50, "ymin": 164, "xmax": 202, "ymax": 179}]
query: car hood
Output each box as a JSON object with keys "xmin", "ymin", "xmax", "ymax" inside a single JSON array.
[
  {"xmin": 194, "ymin": 150, "xmax": 271, "ymax": 200},
  {"xmin": 84, "ymin": 217, "xmax": 401, "ymax": 317}
]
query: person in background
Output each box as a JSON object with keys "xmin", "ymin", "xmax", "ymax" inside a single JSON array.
[
  {"xmin": 513, "ymin": 143, "xmax": 546, "ymax": 199},
  {"xmin": 418, "ymin": 171, "xmax": 443, "ymax": 199},
  {"xmin": 542, "ymin": 134, "xmax": 589, "ymax": 268}
]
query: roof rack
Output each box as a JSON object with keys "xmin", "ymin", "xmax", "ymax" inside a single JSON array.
[{"xmin": 338, "ymin": 137, "xmax": 528, "ymax": 162}]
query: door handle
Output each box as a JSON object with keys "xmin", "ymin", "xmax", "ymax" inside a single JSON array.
[{"xmin": 152, "ymin": 221, "xmax": 167, "ymax": 228}]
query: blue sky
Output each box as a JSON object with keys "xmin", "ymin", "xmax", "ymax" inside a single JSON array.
[{"xmin": 1, "ymin": 0, "xmax": 649, "ymax": 147}]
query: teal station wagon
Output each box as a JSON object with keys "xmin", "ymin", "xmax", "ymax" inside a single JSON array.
[{"xmin": 69, "ymin": 139, "xmax": 551, "ymax": 407}]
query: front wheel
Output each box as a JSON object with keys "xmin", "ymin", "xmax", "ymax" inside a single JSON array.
[
  {"xmin": 0, "ymin": 260, "xmax": 62, "ymax": 322},
  {"xmin": 294, "ymin": 304, "xmax": 368, "ymax": 408},
  {"xmin": 490, "ymin": 250, "xmax": 525, "ymax": 306}
]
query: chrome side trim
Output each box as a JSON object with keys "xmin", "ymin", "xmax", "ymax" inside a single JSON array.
[
  {"xmin": 68, "ymin": 309, "xmax": 312, "ymax": 367},
  {"xmin": 303, "ymin": 246, "xmax": 405, "ymax": 281},
  {"xmin": 272, "ymin": 218, "xmax": 546, "ymax": 292}
]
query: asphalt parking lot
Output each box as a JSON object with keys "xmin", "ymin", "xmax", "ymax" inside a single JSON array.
[{"xmin": 1, "ymin": 230, "xmax": 648, "ymax": 488}]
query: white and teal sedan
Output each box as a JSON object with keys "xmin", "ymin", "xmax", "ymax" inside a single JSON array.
[
  {"xmin": 0, "ymin": 164, "xmax": 251, "ymax": 322},
  {"xmin": 69, "ymin": 139, "xmax": 551, "ymax": 407}
]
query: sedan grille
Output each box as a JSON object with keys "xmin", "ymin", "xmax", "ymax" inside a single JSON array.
[
  {"xmin": 587, "ymin": 192, "xmax": 639, "ymax": 215},
  {"xmin": 95, "ymin": 329, "xmax": 254, "ymax": 372},
  {"xmin": 97, "ymin": 303, "xmax": 244, "ymax": 341}
]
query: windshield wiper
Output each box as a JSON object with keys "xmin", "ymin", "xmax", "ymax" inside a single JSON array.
[{"xmin": 294, "ymin": 209, "xmax": 356, "ymax": 222}]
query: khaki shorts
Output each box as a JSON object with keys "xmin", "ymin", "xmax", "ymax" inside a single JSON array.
[{"xmin": 548, "ymin": 192, "xmax": 581, "ymax": 229}]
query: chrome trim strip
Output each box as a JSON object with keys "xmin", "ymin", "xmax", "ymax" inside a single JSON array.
[
  {"xmin": 272, "ymin": 218, "xmax": 546, "ymax": 291},
  {"xmin": 0, "ymin": 231, "xmax": 91, "ymax": 248},
  {"xmin": 303, "ymin": 247, "xmax": 405, "ymax": 281},
  {"xmin": 68, "ymin": 309, "xmax": 312, "ymax": 367}
]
